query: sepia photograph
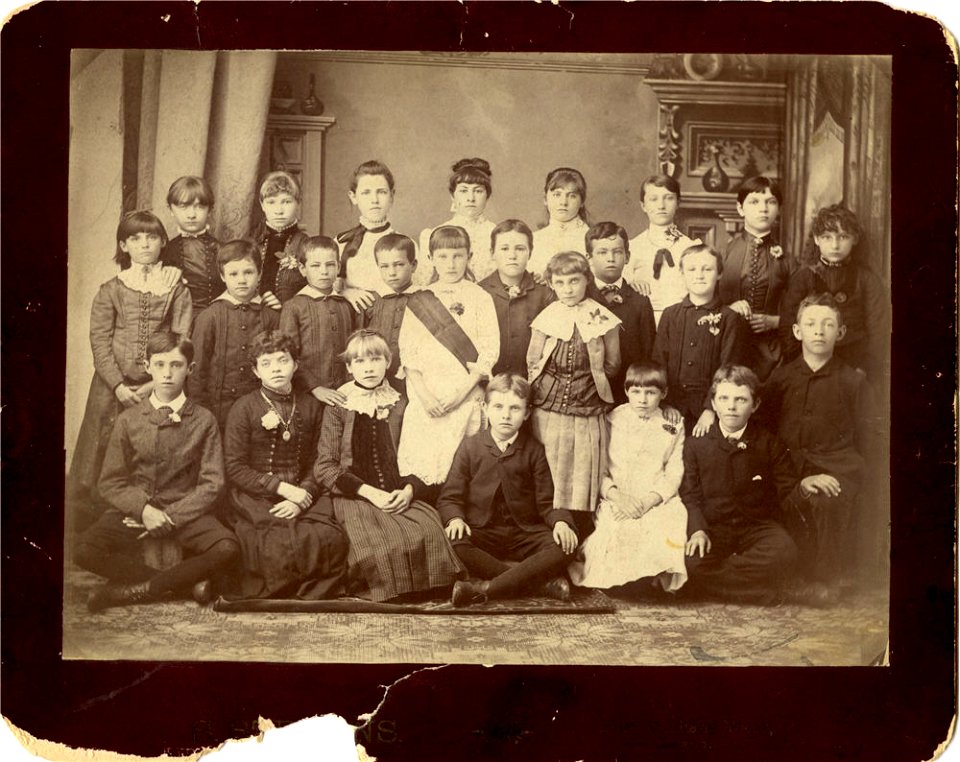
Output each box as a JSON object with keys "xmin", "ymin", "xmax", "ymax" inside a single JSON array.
[{"xmin": 62, "ymin": 49, "xmax": 892, "ymax": 667}]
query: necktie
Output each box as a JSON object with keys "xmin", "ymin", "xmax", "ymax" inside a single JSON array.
[{"xmin": 652, "ymin": 248, "xmax": 674, "ymax": 280}]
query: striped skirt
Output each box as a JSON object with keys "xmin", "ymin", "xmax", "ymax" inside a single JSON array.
[
  {"xmin": 333, "ymin": 498, "xmax": 464, "ymax": 602},
  {"xmin": 532, "ymin": 409, "xmax": 608, "ymax": 513}
]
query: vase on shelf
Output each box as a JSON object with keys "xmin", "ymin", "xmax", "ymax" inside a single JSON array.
[
  {"xmin": 701, "ymin": 145, "xmax": 730, "ymax": 193},
  {"xmin": 301, "ymin": 74, "xmax": 324, "ymax": 116}
]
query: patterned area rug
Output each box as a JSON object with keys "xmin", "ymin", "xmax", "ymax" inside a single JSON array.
[
  {"xmin": 212, "ymin": 589, "xmax": 616, "ymax": 615},
  {"xmin": 63, "ymin": 567, "xmax": 889, "ymax": 665}
]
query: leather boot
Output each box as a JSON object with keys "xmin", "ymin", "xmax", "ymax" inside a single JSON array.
[
  {"xmin": 192, "ymin": 579, "xmax": 214, "ymax": 605},
  {"xmin": 540, "ymin": 576, "xmax": 571, "ymax": 602},
  {"xmin": 451, "ymin": 579, "xmax": 490, "ymax": 607},
  {"xmin": 87, "ymin": 581, "xmax": 154, "ymax": 613}
]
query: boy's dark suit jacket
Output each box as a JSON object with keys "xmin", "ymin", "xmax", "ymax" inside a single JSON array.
[
  {"xmin": 598, "ymin": 281, "xmax": 656, "ymax": 403},
  {"xmin": 680, "ymin": 422, "xmax": 799, "ymax": 537},
  {"xmin": 437, "ymin": 428, "xmax": 574, "ymax": 532}
]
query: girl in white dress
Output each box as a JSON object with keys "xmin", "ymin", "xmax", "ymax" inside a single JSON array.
[
  {"xmin": 397, "ymin": 225, "xmax": 500, "ymax": 493},
  {"xmin": 418, "ymin": 158, "xmax": 497, "ymax": 284},
  {"xmin": 529, "ymin": 167, "xmax": 590, "ymax": 277},
  {"xmin": 569, "ymin": 361, "xmax": 689, "ymax": 593}
]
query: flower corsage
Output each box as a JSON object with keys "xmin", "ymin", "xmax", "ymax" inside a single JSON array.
[
  {"xmin": 665, "ymin": 224, "xmax": 683, "ymax": 244},
  {"xmin": 697, "ymin": 311, "xmax": 723, "ymax": 336},
  {"xmin": 737, "ymin": 441, "xmax": 748, "ymax": 451},
  {"xmin": 278, "ymin": 254, "xmax": 299, "ymax": 271},
  {"xmin": 168, "ymin": 411, "xmax": 182, "ymax": 424},
  {"xmin": 449, "ymin": 302, "xmax": 465, "ymax": 317},
  {"xmin": 261, "ymin": 410, "xmax": 281, "ymax": 430},
  {"xmin": 586, "ymin": 307, "xmax": 611, "ymax": 326},
  {"xmin": 662, "ymin": 423, "xmax": 677, "ymax": 435},
  {"xmin": 506, "ymin": 284, "xmax": 521, "ymax": 299},
  {"xmin": 769, "ymin": 244, "xmax": 784, "ymax": 260}
]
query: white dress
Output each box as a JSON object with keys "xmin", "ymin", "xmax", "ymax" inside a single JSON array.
[
  {"xmin": 628, "ymin": 227, "xmax": 701, "ymax": 326},
  {"xmin": 418, "ymin": 214, "xmax": 497, "ymax": 285},
  {"xmin": 397, "ymin": 280, "xmax": 500, "ymax": 485},
  {"xmin": 529, "ymin": 218, "xmax": 589, "ymax": 277},
  {"xmin": 569, "ymin": 405, "xmax": 689, "ymax": 591}
]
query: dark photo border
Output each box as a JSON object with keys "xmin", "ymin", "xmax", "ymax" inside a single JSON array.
[{"xmin": 2, "ymin": 2, "xmax": 956, "ymax": 760}]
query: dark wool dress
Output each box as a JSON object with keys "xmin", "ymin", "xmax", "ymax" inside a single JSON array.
[
  {"xmin": 314, "ymin": 393, "xmax": 464, "ymax": 602},
  {"xmin": 223, "ymin": 387, "xmax": 347, "ymax": 599}
]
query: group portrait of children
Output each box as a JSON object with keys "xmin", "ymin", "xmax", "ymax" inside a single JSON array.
[{"xmin": 65, "ymin": 152, "xmax": 887, "ymax": 616}]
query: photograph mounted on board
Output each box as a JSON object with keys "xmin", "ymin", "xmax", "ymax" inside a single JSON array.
[{"xmin": 63, "ymin": 49, "xmax": 891, "ymax": 667}]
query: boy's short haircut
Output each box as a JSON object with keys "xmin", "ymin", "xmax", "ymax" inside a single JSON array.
[
  {"xmin": 298, "ymin": 235, "xmax": 340, "ymax": 265},
  {"xmin": 485, "ymin": 372, "xmax": 530, "ymax": 404},
  {"xmin": 679, "ymin": 243, "xmax": 724, "ymax": 275},
  {"xmin": 810, "ymin": 203, "xmax": 864, "ymax": 240},
  {"xmin": 259, "ymin": 171, "xmax": 300, "ymax": 201},
  {"xmin": 585, "ymin": 221, "xmax": 630, "ymax": 256},
  {"xmin": 429, "ymin": 225, "xmax": 471, "ymax": 254},
  {"xmin": 796, "ymin": 292, "xmax": 845, "ymax": 326},
  {"xmin": 709, "ymin": 364, "xmax": 760, "ymax": 402},
  {"xmin": 115, "ymin": 210, "xmax": 169, "ymax": 269},
  {"xmin": 736, "ymin": 175, "xmax": 783, "ymax": 205},
  {"xmin": 167, "ymin": 176, "xmax": 215, "ymax": 208},
  {"xmin": 639, "ymin": 174, "xmax": 681, "ymax": 203},
  {"xmin": 350, "ymin": 160, "xmax": 395, "ymax": 193},
  {"xmin": 146, "ymin": 331, "xmax": 195, "ymax": 364},
  {"xmin": 250, "ymin": 330, "xmax": 299, "ymax": 362},
  {"xmin": 490, "ymin": 219, "xmax": 533, "ymax": 253},
  {"xmin": 624, "ymin": 361, "xmax": 668, "ymax": 393},
  {"xmin": 374, "ymin": 233, "xmax": 417, "ymax": 265},
  {"xmin": 544, "ymin": 251, "xmax": 590, "ymax": 281},
  {"xmin": 340, "ymin": 328, "xmax": 392, "ymax": 367},
  {"xmin": 217, "ymin": 239, "xmax": 263, "ymax": 273}
]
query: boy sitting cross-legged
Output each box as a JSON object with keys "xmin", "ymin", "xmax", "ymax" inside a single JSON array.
[
  {"xmin": 75, "ymin": 331, "xmax": 239, "ymax": 612},
  {"xmin": 438, "ymin": 373, "xmax": 579, "ymax": 606},
  {"xmin": 680, "ymin": 364, "xmax": 840, "ymax": 606}
]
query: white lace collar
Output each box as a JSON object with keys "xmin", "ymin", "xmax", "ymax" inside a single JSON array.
[
  {"xmin": 530, "ymin": 297, "xmax": 621, "ymax": 343},
  {"xmin": 337, "ymin": 380, "xmax": 401, "ymax": 419},
  {"xmin": 117, "ymin": 264, "xmax": 179, "ymax": 296}
]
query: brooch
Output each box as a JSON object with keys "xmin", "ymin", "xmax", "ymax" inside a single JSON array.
[
  {"xmin": 834, "ymin": 291, "xmax": 848, "ymax": 304},
  {"xmin": 697, "ymin": 311, "xmax": 723, "ymax": 336},
  {"xmin": 506, "ymin": 285, "xmax": 521, "ymax": 299},
  {"xmin": 449, "ymin": 302, "xmax": 465, "ymax": 316},
  {"xmin": 769, "ymin": 244, "xmax": 784, "ymax": 259},
  {"xmin": 586, "ymin": 307, "xmax": 611, "ymax": 326}
]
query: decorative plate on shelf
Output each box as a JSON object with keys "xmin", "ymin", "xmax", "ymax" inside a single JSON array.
[{"xmin": 683, "ymin": 54, "xmax": 723, "ymax": 81}]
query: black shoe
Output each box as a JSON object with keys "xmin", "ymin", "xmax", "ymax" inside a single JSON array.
[
  {"xmin": 192, "ymin": 579, "xmax": 214, "ymax": 605},
  {"xmin": 540, "ymin": 576, "xmax": 571, "ymax": 602},
  {"xmin": 451, "ymin": 580, "xmax": 489, "ymax": 607},
  {"xmin": 87, "ymin": 581, "xmax": 153, "ymax": 613},
  {"xmin": 782, "ymin": 581, "xmax": 840, "ymax": 608}
]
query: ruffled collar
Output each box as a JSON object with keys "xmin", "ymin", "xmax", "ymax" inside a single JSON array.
[
  {"xmin": 530, "ymin": 297, "xmax": 621, "ymax": 343},
  {"xmin": 117, "ymin": 263, "xmax": 180, "ymax": 296},
  {"xmin": 358, "ymin": 217, "xmax": 391, "ymax": 233},
  {"xmin": 337, "ymin": 380, "xmax": 401, "ymax": 419},
  {"xmin": 449, "ymin": 212, "xmax": 490, "ymax": 228},
  {"xmin": 818, "ymin": 256, "xmax": 849, "ymax": 269}
]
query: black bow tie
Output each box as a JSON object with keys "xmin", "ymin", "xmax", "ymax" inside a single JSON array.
[
  {"xmin": 653, "ymin": 248, "xmax": 675, "ymax": 279},
  {"xmin": 726, "ymin": 435, "xmax": 740, "ymax": 445},
  {"xmin": 601, "ymin": 284, "xmax": 620, "ymax": 293}
]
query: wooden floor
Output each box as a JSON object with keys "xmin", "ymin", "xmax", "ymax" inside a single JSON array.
[{"xmin": 62, "ymin": 568, "xmax": 889, "ymax": 666}]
